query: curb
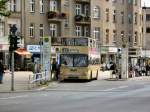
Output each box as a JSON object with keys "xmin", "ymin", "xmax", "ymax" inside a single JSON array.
[
  {"xmin": 0, "ymin": 81, "xmax": 58, "ymax": 94},
  {"xmin": 105, "ymin": 78, "xmax": 128, "ymax": 81}
]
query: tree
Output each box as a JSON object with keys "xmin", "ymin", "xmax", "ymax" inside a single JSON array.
[{"xmin": 0, "ymin": 0, "xmax": 10, "ymax": 16}]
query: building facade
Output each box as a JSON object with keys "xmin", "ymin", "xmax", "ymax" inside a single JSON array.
[
  {"xmin": 0, "ymin": 0, "xmax": 21, "ymax": 66},
  {"xmin": 142, "ymin": 7, "xmax": 150, "ymax": 59},
  {"xmin": 0, "ymin": 0, "xmax": 142, "ymax": 68},
  {"xmin": 100, "ymin": 0, "xmax": 142, "ymax": 66}
]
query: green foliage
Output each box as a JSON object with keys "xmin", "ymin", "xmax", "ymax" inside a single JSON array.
[{"xmin": 0, "ymin": 0, "xmax": 10, "ymax": 17}]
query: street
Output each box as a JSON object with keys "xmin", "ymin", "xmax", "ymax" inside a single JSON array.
[{"xmin": 1, "ymin": 78, "xmax": 150, "ymax": 112}]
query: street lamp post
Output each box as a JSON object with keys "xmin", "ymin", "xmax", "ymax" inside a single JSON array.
[
  {"xmin": 143, "ymin": 7, "xmax": 147, "ymax": 65},
  {"xmin": 9, "ymin": 25, "xmax": 17, "ymax": 91}
]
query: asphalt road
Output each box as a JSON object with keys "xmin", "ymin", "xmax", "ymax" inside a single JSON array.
[{"xmin": 0, "ymin": 79, "xmax": 150, "ymax": 112}]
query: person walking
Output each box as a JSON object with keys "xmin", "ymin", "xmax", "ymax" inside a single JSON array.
[
  {"xmin": 0, "ymin": 61, "xmax": 4, "ymax": 84},
  {"xmin": 110, "ymin": 62, "xmax": 116, "ymax": 78},
  {"xmin": 51, "ymin": 59, "xmax": 58, "ymax": 80},
  {"xmin": 146, "ymin": 64, "xmax": 150, "ymax": 76}
]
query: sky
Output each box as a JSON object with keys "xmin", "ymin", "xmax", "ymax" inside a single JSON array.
[{"xmin": 142, "ymin": 0, "xmax": 150, "ymax": 6}]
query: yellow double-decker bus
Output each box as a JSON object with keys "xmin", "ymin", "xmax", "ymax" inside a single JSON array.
[{"xmin": 54, "ymin": 37, "xmax": 100, "ymax": 81}]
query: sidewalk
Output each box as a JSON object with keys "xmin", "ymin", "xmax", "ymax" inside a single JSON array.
[
  {"xmin": 0, "ymin": 71, "xmax": 33, "ymax": 93},
  {"xmin": 1, "ymin": 70, "xmax": 150, "ymax": 93},
  {"xmin": 98, "ymin": 71, "xmax": 112, "ymax": 80},
  {"xmin": 100, "ymin": 70, "xmax": 150, "ymax": 81}
]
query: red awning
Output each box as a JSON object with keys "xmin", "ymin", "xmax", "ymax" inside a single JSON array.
[{"xmin": 15, "ymin": 48, "xmax": 32, "ymax": 56}]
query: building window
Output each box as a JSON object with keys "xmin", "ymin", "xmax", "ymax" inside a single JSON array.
[
  {"xmin": 146, "ymin": 27, "xmax": 150, "ymax": 33},
  {"xmin": 146, "ymin": 14, "xmax": 150, "ymax": 21},
  {"xmin": 29, "ymin": 23, "xmax": 34, "ymax": 38},
  {"xmin": 40, "ymin": 0, "xmax": 44, "ymax": 13},
  {"xmin": 50, "ymin": 24, "xmax": 57, "ymax": 37},
  {"xmin": 134, "ymin": 31, "xmax": 138, "ymax": 45},
  {"xmin": 12, "ymin": 0, "xmax": 16, "ymax": 12},
  {"xmin": 64, "ymin": 0, "xmax": 69, "ymax": 6},
  {"xmin": 112, "ymin": 0, "xmax": 116, "ymax": 3},
  {"xmin": 93, "ymin": 6, "xmax": 100, "ymax": 19},
  {"xmin": 113, "ymin": 10, "xmax": 117, "ymax": 23},
  {"xmin": 113, "ymin": 30, "xmax": 117, "ymax": 43},
  {"xmin": 128, "ymin": 13, "xmax": 132, "ymax": 24},
  {"xmin": 64, "ymin": 18, "xmax": 69, "ymax": 28},
  {"xmin": 128, "ymin": 32, "xmax": 132, "ymax": 43},
  {"xmin": 121, "ymin": 11, "xmax": 124, "ymax": 24},
  {"xmin": 29, "ymin": 0, "xmax": 35, "ymax": 12},
  {"xmin": 39, "ymin": 24, "xmax": 44, "ymax": 37},
  {"xmin": 75, "ymin": 26, "xmax": 82, "ymax": 36},
  {"xmin": 50, "ymin": 0, "xmax": 57, "ymax": 11},
  {"xmin": 94, "ymin": 27, "xmax": 100, "ymax": 40},
  {"xmin": 121, "ymin": 31, "xmax": 124, "ymax": 40},
  {"xmin": 76, "ymin": 4, "xmax": 82, "ymax": 15},
  {"xmin": 93, "ymin": 40, "xmax": 96, "ymax": 48},
  {"xmin": 134, "ymin": 0, "xmax": 137, "ymax": 5},
  {"xmin": 135, "ymin": 12, "xmax": 137, "ymax": 24},
  {"xmin": 0, "ymin": 22, "xmax": 4, "ymax": 37},
  {"xmin": 106, "ymin": 8, "xmax": 109, "ymax": 22},
  {"xmin": 8, "ymin": 0, "xmax": 17, "ymax": 12},
  {"xmin": 106, "ymin": 29, "xmax": 109, "ymax": 44},
  {"xmin": 84, "ymin": 5, "xmax": 90, "ymax": 16},
  {"xmin": 128, "ymin": 0, "xmax": 133, "ymax": 4},
  {"xmin": 84, "ymin": 26, "xmax": 90, "ymax": 37}
]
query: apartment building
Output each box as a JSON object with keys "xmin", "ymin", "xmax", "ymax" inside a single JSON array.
[
  {"xmin": 0, "ymin": 0, "xmax": 21, "ymax": 66},
  {"xmin": 142, "ymin": 7, "xmax": 150, "ymax": 58},
  {"xmin": 6, "ymin": 0, "xmax": 141, "ymax": 66},
  {"xmin": 22, "ymin": 0, "xmax": 101, "ymax": 63},
  {"xmin": 100, "ymin": 0, "xmax": 142, "ymax": 66}
]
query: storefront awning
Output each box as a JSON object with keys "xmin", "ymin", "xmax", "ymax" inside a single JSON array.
[{"xmin": 15, "ymin": 48, "xmax": 32, "ymax": 57}]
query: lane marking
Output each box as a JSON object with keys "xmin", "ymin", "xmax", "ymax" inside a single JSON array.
[
  {"xmin": 36, "ymin": 87, "xmax": 47, "ymax": 91},
  {"xmin": 102, "ymin": 86, "xmax": 128, "ymax": 91},
  {"xmin": 45, "ymin": 86, "xmax": 129, "ymax": 92},
  {"xmin": 0, "ymin": 95, "xmax": 28, "ymax": 100},
  {"xmin": 41, "ymin": 94, "xmax": 48, "ymax": 97}
]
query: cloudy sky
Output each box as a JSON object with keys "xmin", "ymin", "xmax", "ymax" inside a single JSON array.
[{"xmin": 142, "ymin": 0, "xmax": 150, "ymax": 6}]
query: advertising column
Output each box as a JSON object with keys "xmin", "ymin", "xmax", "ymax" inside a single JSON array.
[
  {"xmin": 43, "ymin": 37, "xmax": 51, "ymax": 80},
  {"xmin": 121, "ymin": 47, "xmax": 128, "ymax": 79}
]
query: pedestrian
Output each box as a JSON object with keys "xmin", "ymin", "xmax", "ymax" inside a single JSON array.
[
  {"xmin": 134, "ymin": 64, "xmax": 140, "ymax": 77},
  {"xmin": 34, "ymin": 62, "xmax": 41, "ymax": 73},
  {"xmin": 110, "ymin": 62, "xmax": 116, "ymax": 78},
  {"xmin": 102, "ymin": 62, "xmax": 106, "ymax": 71},
  {"xmin": 51, "ymin": 59, "xmax": 57, "ymax": 80},
  {"xmin": 55, "ymin": 63, "xmax": 60, "ymax": 80},
  {"xmin": 0, "ymin": 61, "xmax": 4, "ymax": 84},
  {"xmin": 146, "ymin": 64, "xmax": 150, "ymax": 76}
]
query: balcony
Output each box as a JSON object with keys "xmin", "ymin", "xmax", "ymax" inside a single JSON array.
[
  {"xmin": 75, "ymin": 0, "xmax": 90, "ymax": 4},
  {"xmin": 47, "ymin": 11, "xmax": 67, "ymax": 22},
  {"xmin": 51, "ymin": 37, "xmax": 62, "ymax": 45},
  {"xmin": 9, "ymin": 11, "xmax": 21, "ymax": 18},
  {"xmin": 75, "ymin": 15, "xmax": 91, "ymax": 24}
]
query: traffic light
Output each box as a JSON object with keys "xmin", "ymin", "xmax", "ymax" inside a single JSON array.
[
  {"xmin": 9, "ymin": 35, "xmax": 15, "ymax": 52},
  {"xmin": 9, "ymin": 35, "xmax": 20, "ymax": 51},
  {"xmin": 14, "ymin": 35, "xmax": 20, "ymax": 50},
  {"xmin": 9, "ymin": 25, "xmax": 19, "ymax": 52}
]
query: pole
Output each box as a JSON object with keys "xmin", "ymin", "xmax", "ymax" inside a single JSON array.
[{"xmin": 11, "ymin": 51, "xmax": 14, "ymax": 91}]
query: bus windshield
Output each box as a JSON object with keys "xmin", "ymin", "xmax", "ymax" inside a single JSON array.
[{"xmin": 60, "ymin": 54, "xmax": 88, "ymax": 67}]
